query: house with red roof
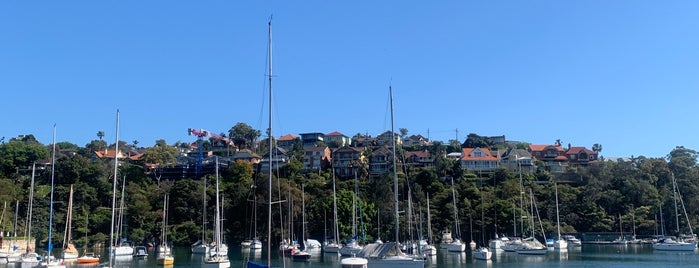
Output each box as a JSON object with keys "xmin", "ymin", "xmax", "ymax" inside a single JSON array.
[
  {"xmin": 277, "ymin": 134, "xmax": 298, "ymax": 150},
  {"xmin": 528, "ymin": 144, "xmax": 568, "ymax": 173},
  {"xmin": 325, "ymin": 131, "xmax": 350, "ymax": 148},
  {"xmin": 565, "ymin": 146, "xmax": 598, "ymax": 165},
  {"xmin": 405, "ymin": 150, "xmax": 434, "ymax": 168},
  {"xmin": 460, "ymin": 147, "xmax": 499, "ymax": 172}
]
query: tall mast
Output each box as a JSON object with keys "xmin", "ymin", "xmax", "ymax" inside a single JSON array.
[
  {"xmin": 266, "ymin": 18, "xmax": 273, "ymax": 268},
  {"xmin": 672, "ymin": 173, "xmax": 680, "ymax": 235},
  {"xmin": 554, "ymin": 182, "xmax": 562, "ymax": 240},
  {"xmin": 48, "ymin": 124, "xmax": 57, "ymax": 261},
  {"xmin": 109, "ymin": 109, "xmax": 120, "ymax": 268},
  {"xmin": 27, "ymin": 163, "xmax": 35, "ymax": 253},
  {"xmin": 389, "ymin": 86, "xmax": 399, "ymax": 243}
]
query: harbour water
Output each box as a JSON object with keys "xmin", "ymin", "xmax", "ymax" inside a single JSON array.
[{"xmin": 7, "ymin": 244, "xmax": 699, "ymax": 268}]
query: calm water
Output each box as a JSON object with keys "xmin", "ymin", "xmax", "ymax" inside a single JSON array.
[{"xmin": 6, "ymin": 244, "xmax": 698, "ymax": 268}]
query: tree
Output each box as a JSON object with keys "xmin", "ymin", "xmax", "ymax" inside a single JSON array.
[
  {"xmin": 592, "ymin": 143, "xmax": 603, "ymax": 154},
  {"xmin": 229, "ymin": 123, "xmax": 261, "ymax": 150},
  {"xmin": 462, "ymin": 133, "xmax": 490, "ymax": 148},
  {"xmin": 399, "ymin": 128, "xmax": 408, "ymax": 139},
  {"xmin": 142, "ymin": 142, "xmax": 179, "ymax": 167},
  {"xmin": 97, "ymin": 131, "xmax": 105, "ymax": 141},
  {"xmin": 0, "ymin": 139, "xmax": 50, "ymax": 176}
]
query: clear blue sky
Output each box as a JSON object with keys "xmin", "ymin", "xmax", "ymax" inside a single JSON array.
[{"xmin": 2, "ymin": 1, "xmax": 698, "ymax": 158}]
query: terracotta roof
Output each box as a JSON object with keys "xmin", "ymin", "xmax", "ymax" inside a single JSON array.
[
  {"xmin": 94, "ymin": 149, "xmax": 123, "ymax": 159},
  {"xmin": 461, "ymin": 148, "xmax": 498, "ymax": 161},
  {"xmin": 529, "ymin": 144, "xmax": 564, "ymax": 152},
  {"xmin": 325, "ymin": 131, "xmax": 345, "ymax": 137},
  {"xmin": 566, "ymin": 146, "xmax": 595, "ymax": 155},
  {"xmin": 278, "ymin": 134, "xmax": 297, "ymax": 141},
  {"xmin": 555, "ymin": 155, "xmax": 568, "ymax": 161}
]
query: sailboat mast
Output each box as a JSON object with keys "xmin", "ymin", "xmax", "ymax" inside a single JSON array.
[
  {"xmin": 48, "ymin": 124, "xmax": 57, "ymax": 260},
  {"xmin": 389, "ymin": 86, "xmax": 399, "ymax": 244},
  {"xmin": 109, "ymin": 109, "xmax": 120, "ymax": 267},
  {"xmin": 554, "ymin": 182, "xmax": 562, "ymax": 240},
  {"xmin": 426, "ymin": 193, "xmax": 432, "ymax": 243},
  {"xmin": 63, "ymin": 185, "xmax": 74, "ymax": 252},
  {"xmin": 27, "ymin": 163, "xmax": 35, "ymax": 253},
  {"xmin": 266, "ymin": 19, "xmax": 273, "ymax": 268},
  {"xmin": 672, "ymin": 173, "xmax": 680, "ymax": 235},
  {"xmin": 332, "ymin": 169, "xmax": 340, "ymax": 245}
]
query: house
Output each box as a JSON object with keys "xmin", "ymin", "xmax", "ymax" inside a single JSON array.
[
  {"xmin": 259, "ymin": 146, "xmax": 289, "ymax": 172},
  {"xmin": 565, "ymin": 146, "xmax": 598, "ymax": 165},
  {"xmin": 232, "ymin": 149, "xmax": 262, "ymax": 165},
  {"xmin": 528, "ymin": 144, "xmax": 568, "ymax": 173},
  {"xmin": 303, "ymin": 146, "xmax": 331, "ymax": 172},
  {"xmin": 351, "ymin": 134, "xmax": 375, "ymax": 147},
  {"xmin": 300, "ymin": 132, "xmax": 325, "ymax": 147},
  {"xmin": 332, "ymin": 146, "xmax": 365, "ymax": 178},
  {"xmin": 404, "ymin": 150, "xmax": 434, "ymax": 168},
  {"xmin": 324, "ymin": 131, "xmax": 351, "ymax": 148},
  {"xmin": 500, "ymin": 148, "xmax": 536, "ymax": 173},
  {"xmin": 277, "ymin": 134, "xmax": 298, "ymax": 151},
  {"xmin": 95, "ymin": 149, "xmax": 143, "ymax": 161},
  {"xmin": 376, "ymin": 131, "xmax": 402, "ymax": 146},
  {"xmin": 460, "ymin": 147, "xmax": 499, "ymax": 172},
  {"xmin": 404, "ymin": 134, "xmax": 430, "ymax": 147},
  {"xmin": 369, "ymin": 146, "xmax": 394, "ymax": 176}
]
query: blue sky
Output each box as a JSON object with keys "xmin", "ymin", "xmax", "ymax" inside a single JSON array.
[{"xmin": 2, "ymin": 1, "xmax": 698, "ymax": 158}]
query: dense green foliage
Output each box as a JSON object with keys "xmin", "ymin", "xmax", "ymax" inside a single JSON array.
[{"xmin": 1, "ymin": 134, "xmax": 698, "ymax": 251}]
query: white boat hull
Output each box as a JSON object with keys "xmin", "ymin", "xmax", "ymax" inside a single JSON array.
[{"xmin": 653, "ymin": 242, "xmax": 697, "ymax": 251}]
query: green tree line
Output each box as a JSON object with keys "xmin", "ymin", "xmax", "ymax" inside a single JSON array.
[{"xmin": 0, "ymin": 132, "xmax": 697, "ymax": 251}]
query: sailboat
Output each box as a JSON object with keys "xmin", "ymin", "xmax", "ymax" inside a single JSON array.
[
  {"xmin": 446, "ymin": 177, "xmax": 466, "ymax": 252},
  {"xmin": 418, "ymin": 193, "xmax": 436, "ymax": 256},
  {"xmin": 62, "ymin": 185, "xmax": 79, "ymax": 259},
  {"xmin": 3, "ymin": 201, "xmax": 22, "ymax": 263},
  {"xmin": 552, "ymin": 181, "xmax": 568, "ymax": 249},
  {"xmin": 291, "ymin": 184, "xmax": 312, "ymax": 261},
  {"xmin": 324, "ymin": 168, "xmax": 342, "ymax": 253},
  {"xmin": 192, "ymin": 173, "xmax": 209, "ymax": 254},
  {"xmin": 473, "ymin": 178, "xmax": 492, "ymax": 260},
  {"xmin": 516, "ymin": 188, "xmax": 547, "ymax": 255},
  {"xmin": 19, "ymin": 163, "xmax": 40, "ymax": 265},
  {"xmin": 112, "ymin": 175, "xmax": 134, "ymax": 257},
  {"xmin": 246, "ymin": 19, "xmax": 276, "ymax": 268},
  {"xmin": 76, "ymin": 214, "xmax": 100, "ymax": 264},
  {"xmin": 340, "ymin": 170, "xmax": 363, "ymax": 256},
  {"xmin": 203, "ymin": 156, "xmax": 231, "ymax": 268},
  {"xmin": 38, "ymin": 125, "xmax": 66, "ymax": 268},
  {"xmin": 612, "ymin": 214, "xmax": 628, "ymax": 245},
  {"xmin": 157, "ymin": 195, "xmax": 174, "ymax": 265},
  {"xmin": 653, "ymin": 173, "xmax": 697, "ymax": 251},
  {"xmin": 241, "ymin": 183, "xmax": 263, "ymax": 250},
  {"xmin": 346, "ymin": 87, "xmax": 425, "ymax": 268}
]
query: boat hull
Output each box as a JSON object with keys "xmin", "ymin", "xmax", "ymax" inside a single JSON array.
[{"xmin": 653, "ymin": 242, "xmax": 697, "ymax": 251}]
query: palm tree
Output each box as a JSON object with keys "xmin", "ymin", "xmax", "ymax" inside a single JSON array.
[{"xmin": 97, "ymin": 131, "xmax": 105, "ymax": 141}]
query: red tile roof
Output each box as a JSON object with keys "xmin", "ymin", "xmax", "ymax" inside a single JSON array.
[
  {"xmin": 461, "ymin": 148, "xmax": 499, "ymax": 161},
  {"xmin": 325, "ymin": 131, "xmax": 345, "ymax": 137},
  {"xmin": 566, "ymin": 146, "xmax": 596, "ymax": 155},
  {"xmin": 278, "ymin": 134, "xmax": 297, "ymax": 141},
  {"xmin": 529, "ymin": 144, "xmax": 564, "ymax": 152}
]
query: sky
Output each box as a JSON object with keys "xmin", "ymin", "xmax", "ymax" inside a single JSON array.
[{"xmin": 2, "ymin": 1, "xmax": 698, "ymax": 158}]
